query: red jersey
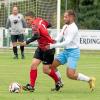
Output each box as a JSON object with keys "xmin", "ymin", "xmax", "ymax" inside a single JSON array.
[{"xmin": 31, "ymin": 18, "xmax": 54, "ymax": 51}]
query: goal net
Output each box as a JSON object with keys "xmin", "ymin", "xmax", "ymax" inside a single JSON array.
[
  {"xmin": 0, "ymin": 0, "xmax": 58, "ymax": 28},
  {"xmin": 0, "ymin": 0, "xmax": 60, "ymax": 48}
]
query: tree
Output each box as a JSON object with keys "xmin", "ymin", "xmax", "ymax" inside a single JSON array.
[{"xmin": 61, "ymin": 0, "xmax": 100, "ymax": 29}]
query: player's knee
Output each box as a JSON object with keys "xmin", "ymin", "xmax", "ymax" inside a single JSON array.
[
  {"xmin": 43, "ymin": 69, "xmax": 48, "ymax": 74},
  {"xmin": 51, "ymin": 59, "xmax": 61, "ymax": 69},
  {"xmin": 43, "ymin": 67, "xmax": 49, "ymax": 74},
  {"xmin": 31, "ymin": 63, "xmax": 38, "ymax": 70},
  {"xmin": 13, "ymin": 44, "xmax": 17, "ymax": 47},
  {"xmin": 67, "ymin": 72, "xmax": 75, "ymax": 79},
  {"xmin": 12, "ymin": 42, "xmax": 17, "ymax": 47}
]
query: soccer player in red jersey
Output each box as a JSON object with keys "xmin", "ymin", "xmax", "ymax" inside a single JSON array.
[{"xmin": 22, "ymin": 11, "xmax": 63, "ymax": 92}]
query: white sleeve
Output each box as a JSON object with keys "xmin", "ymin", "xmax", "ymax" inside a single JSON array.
[
  {"xmin": 50, "ymin": 28, "xmax": 76, "ymax": 49},
  {"xmin": 55, "ymin": 32, "xmax": 63, "ymax": 42},
  {"xmin": 55, "ymin": 25, "xmax": 67, "ymax": 42}
]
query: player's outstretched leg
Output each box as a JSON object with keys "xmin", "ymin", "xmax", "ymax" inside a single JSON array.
[
  {"xmin": 23, "ymin": 69, "xmax": 37, "ymax": 92},
  {"xmin": 67, "ymin": 69, "xmax": 96, "ymax": 92},
  {"xmin": 77, "ymin": 73, "xmax": 96, "ymax": 92},
  {"xmin": 43, "ymin": 68, "xmax": 63, "ymax": 91},
  {"xmin": 23, "ymin": 58, "xmax": 40, "ymax": 92}
]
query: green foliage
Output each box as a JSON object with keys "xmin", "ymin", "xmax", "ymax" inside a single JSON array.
[
  {"xmin": 78, "ymin": 0, "xmax": 100, "ymax": 29},
  {"xmin": 61, "ymin": 0, "xmax": 100, "ymax": 29}
]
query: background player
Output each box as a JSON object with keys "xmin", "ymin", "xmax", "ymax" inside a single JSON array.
[
  {"xmin": 22, "ymin": 11, "xmax": 63, "ymax": 92},
  {"xmin": 6, "ymin": 5, "xmax": 27, "ymax": 59},
  {"xmin": 46, "ymin": 10, "xmax": 96, "ymax": 92}
]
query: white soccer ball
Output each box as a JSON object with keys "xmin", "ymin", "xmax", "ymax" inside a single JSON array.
[{"xmin": 9, "ymin": 82, "xmax": 21, "ymax": 93}]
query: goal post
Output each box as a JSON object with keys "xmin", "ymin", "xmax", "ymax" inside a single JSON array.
[{"xmin": 56, "ymin": 0, "xmax": 61, "ymax": 54}]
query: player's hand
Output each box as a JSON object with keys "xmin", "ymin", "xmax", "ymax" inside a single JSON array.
[
  {"xmin": 53, "ymin": 40, "xmax": 57, "ymax": 43},
  {"xmin": 16, "ymin": 41, "xmax": 26, "ymax": 46},
  {"xmin": 22, "ymin": 41, "xmax": 27, "ymax": 46},
  {"xmin": 45, "ymin": 44, "xmax": 50, "ymax": 50}
]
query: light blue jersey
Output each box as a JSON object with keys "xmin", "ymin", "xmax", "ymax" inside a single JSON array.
[{"xmin": 55, "ymin": 48, "xmax": 80, "ymax": 69}]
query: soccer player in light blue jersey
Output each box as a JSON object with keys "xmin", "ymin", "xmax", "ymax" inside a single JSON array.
[{"xmin": 47, "ymin": 10, "xmax": 96, "ymax": 92}]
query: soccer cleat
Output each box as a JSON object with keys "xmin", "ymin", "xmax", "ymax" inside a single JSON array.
[
  {"xmin": 51, "ymin": 81, "xmax": 63, "ymax": 91},
  {"xmin": 22, "ymin": 84, "xmax": 35, "ymax": 92},
  {"xmin": 88, "ymin": 77, "xmax": 96, "ymax": 92},
  {"xmin": 60, "ymin": 78, "xmax": 64, "ymax": 87}
]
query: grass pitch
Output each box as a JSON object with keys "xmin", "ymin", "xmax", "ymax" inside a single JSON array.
[{"xmin": 0, "ymin": 51, "xmax": 100, "ymax": 100}]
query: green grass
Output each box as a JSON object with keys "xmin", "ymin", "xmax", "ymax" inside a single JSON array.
[{"xmin": 0, "ymin": 51, "xmax": 100, "ymax": 100}]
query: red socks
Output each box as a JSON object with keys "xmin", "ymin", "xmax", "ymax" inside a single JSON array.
[
  {"xmin": 49, "ymin": 69, "xmax": 59, "ymax": 83},
  {"xmin": 30, "ymin": 69, "xmax": 59, "ymax": 87},
  {"xmin": 30, "ymin": 69, "xmax": 37, "ymax": 87}
]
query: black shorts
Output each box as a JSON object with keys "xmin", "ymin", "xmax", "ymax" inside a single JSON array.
[
  {"xmin": 34, "ymin": 48, "xmax": 55, "ymax": 65},
  {"xmin": 11, "ymin": 34, "xmax": 24, "ymax": 42}
]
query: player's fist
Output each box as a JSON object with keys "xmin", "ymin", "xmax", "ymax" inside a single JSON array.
[
  {"xmin": 17, "ymin": 41, "xmax": 27, "ymax": 46},
  {"xmin": 45, "ymin": 44, "xmax": 50, "ymax": 50},
  {"xmin": 53, "ymin": 40, "xmax": 57, "ymax": 43},
  {"xmin": 22, "ymin": 41, "xmax": 27, "ymax": 46}
]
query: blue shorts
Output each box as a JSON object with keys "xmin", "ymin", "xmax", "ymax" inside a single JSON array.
[{"xmin": 55, "ymin": 48, "xmax": 80, "ymax": 69}]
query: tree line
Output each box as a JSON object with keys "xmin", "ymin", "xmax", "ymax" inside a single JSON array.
[{"xmin": 61, "ymin": 0, "xmax": 100, "ymax": 29}]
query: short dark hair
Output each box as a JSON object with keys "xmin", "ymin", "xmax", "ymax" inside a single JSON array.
[
  {"xmin": 12, "ymin": 5, "xmax": 18, "ymax": 9},
  {"xmin": 13, "ymin": 3, "xmax": 18, "ymax": 7},
  {"xmin": 25, "ymin": 11, "xmax": 35, "ymax": 17},
  {"xmin": 66, "ymin": 10, "xmax": 76, "ymax": 17}
]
